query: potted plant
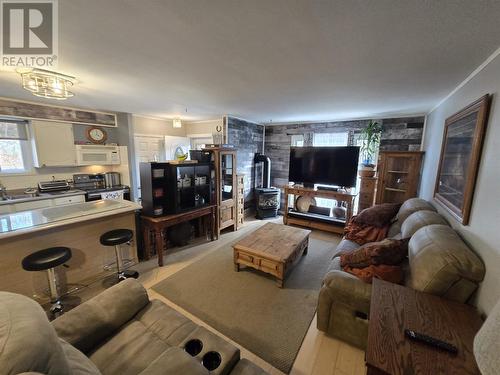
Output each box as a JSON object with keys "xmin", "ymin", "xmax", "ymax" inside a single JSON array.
[{"xmin": 359, "ymin": 120, "xmax": 382, "ymax": 177}]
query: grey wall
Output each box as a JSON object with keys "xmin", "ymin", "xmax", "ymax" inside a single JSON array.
[
  {"xmin": 264, "ymin": 117, "xmax": 424, "ymax": 189},
  {"xmin": 420, "ymin": 53, "xmax": 500, "ymax": 316},
  {"xmin": 226, "ymin": 116, "xmax": 264, "ymax": 210}
]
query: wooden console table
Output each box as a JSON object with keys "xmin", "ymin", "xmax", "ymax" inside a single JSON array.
[
  {"xmin": 366, "ymin": 279, "xmax": 482, "ymax": 375},
  {"xmin": 282, "ymin": 185, "xmax": 356, "ymax": 234},
  {"xmin": 141, "ymin": 205, "xmax": 217, "ymax": 267}
]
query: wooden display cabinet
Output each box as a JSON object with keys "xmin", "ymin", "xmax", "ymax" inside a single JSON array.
[
  {"xmin": 203, "ymin": 147, "xmax": 238, "ymax": 236},
  {"xmin": 375, "ymin": 151, "xmax": 424, "ymax": 205}
]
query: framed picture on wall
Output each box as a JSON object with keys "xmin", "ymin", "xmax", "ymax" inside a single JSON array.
[{"xmin": 433, "ymin": 94, "xmax": 491, "ymax": 225}]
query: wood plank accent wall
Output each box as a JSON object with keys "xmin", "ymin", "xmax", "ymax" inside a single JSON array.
[
  {"xmin": 0, "ymin": 97, "xmax": 117, "ymax": 126},
  {"xmin": 264, "ymin": 116, "xmax": 425, "ymax": 191}
]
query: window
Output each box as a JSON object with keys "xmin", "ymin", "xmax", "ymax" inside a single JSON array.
[
  {"xmin": 313, "ymin": 132, "xmax": 349, "ymax": 146},
  {"xmin": 291, "ymin": 134, "xmax": 304, "ymax": 147},
  {"xmin": 312, "ymin": 132, "xmax": 350, "ymax": 212},
  {"xmin": 0, "ymin": 120, "xmax": 32, "ymax": 174}
]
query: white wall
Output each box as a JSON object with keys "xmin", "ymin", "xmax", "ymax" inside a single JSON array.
[
  {"xmin": 420, "ymin": 50, "xmax": 500, "ymax": 315},
  {"xmin": 185, "ymin": 119, "xmax": 223, "ymax": 137},
  {"xmin": 133, "ymin": 115, "xmax": 187, "ymax": 137}
]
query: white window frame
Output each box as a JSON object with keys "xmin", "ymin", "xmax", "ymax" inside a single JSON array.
[
  {"xmin": 312, "ymin": 132, "xmax": 349, "ymax": 147},
  {"xmin": 291, "ymin": 134, "xmax": 304, "ymax": 147},
  {"xmin": 0, "ymin": 120, "xmax": 34, "ymax": 176}
]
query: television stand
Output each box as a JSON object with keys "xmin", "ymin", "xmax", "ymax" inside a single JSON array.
[
  {"xmin": 316, "ymin": 186, "xmax": 339, "ymax": 192},
  {"xmin": 282, "ymin": 185, "xmax": 357, "ymax": 234}
]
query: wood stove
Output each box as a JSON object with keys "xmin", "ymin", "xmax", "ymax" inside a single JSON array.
[{"xmin": 254, "ymin": 153, "xmax": 280, "ymax": 219}]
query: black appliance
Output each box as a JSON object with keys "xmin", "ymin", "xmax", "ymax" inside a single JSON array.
[
  {"xmin": 254, "ymin": 153, "xmax": 280, "ymax": 219},
  {"xmin": 288, "ymin": 146, "xmax": 360, "ymax": 188},
  {"xmin": 73, "ymin": 173, "xmax": 131, "ymax": 201}
]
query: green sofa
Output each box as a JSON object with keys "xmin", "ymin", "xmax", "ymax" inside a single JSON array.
[
  {"xmin": 317, "ymin": 198, "xmax": 486, "ymax": 349},
  {"xmin": 0, "ymin": 279, "xmax": 268, "ymax": 375}
]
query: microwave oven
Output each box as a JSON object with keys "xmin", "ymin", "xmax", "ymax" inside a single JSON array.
[{"xmin": 76, "ymin": 145, "xmax": 121, "ymax": 166}]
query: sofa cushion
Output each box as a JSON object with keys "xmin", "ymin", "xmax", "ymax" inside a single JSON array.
[
  {"xmin": 89, "ymin": 299, "xmax": 198, "ymax": 375},
  {"xmin": 52, "ymin": 278, "xmax": 150, "ymax": 354},
  {"xmin": 328, "ymin": 239, "xmax": 359, "ymax": 273},
  {"xmin": 396, "ymin": 198, "xmax": 436, "ymax": 223},
  {"xmin": 0, "ymin": 292, "xmax": 71, "ymax": 375},
  {"xmin": 407, "ymin": 224, "xmax": 485, "ymax": 302},
  {"xmin": 401, "ymin": 210, "xmax": 448, "ymax": 239},
  {"xmin": 59, "ymin": 338, "xmax": 101, "ymax": 375}
]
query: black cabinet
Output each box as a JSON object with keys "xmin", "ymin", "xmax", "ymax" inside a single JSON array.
[{"xmin": 140, "ymin": 162, "xmax": 214, "ymax": 217}]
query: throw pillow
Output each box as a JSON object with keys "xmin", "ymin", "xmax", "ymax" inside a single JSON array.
[
  {"xmin": 339, "ymin": 238, "xmax": 408, "ymax": 268},
  {"xmin": 353, "ymin": 203, "xmax": 401, "ymax": 227},
  {"xmin": 343, "ymin": 264, "xmax": 404, "ymax": 284}
]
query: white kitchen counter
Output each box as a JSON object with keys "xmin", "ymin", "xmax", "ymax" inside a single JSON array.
[{"xmin": 0, "ymin": 199, "xmax": 142, "ymax": 239}]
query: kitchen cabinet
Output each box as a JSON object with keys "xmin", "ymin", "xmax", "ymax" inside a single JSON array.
[
  {"xmin": 31, "ymin": 120, "xmax": 77, "ymax": 167},
  {"xmin": 53, "ymin": 195, "xmax": 85, "ymax": 206}
]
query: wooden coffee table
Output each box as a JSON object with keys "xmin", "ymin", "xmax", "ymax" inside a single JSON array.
[{"xmin": 233, "ymin": 222, "xmax": 311, "ymax": 287}]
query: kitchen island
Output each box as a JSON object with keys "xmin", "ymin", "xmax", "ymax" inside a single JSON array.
[{"xmin": 0, "ymin": 200, "xmax": 141, "ymax": 301}]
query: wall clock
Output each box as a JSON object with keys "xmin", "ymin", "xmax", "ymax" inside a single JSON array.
[{"xmin": 86, "ymin": 126, "xmax": 107, "ymax": 144}]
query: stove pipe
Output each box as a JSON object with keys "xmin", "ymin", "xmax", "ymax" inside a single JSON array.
[{"xmin": 254, "ymin": 153, "xmax": 271, "ymax": 188}]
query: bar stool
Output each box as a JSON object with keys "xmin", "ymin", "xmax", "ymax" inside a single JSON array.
[
  {"xmin": 21, "ymin": 247, "xmax": 72, "ymax": 317},
  {"xmin": 100, "ymin": 229, "xmax": 139, "ymax": 281}
]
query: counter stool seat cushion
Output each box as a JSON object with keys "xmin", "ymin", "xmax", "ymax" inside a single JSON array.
[
  {"xmin": 22, "ymin": 247, "xmax": 72, "ymax": 272},
  {"xmin": 100, "ymin": 229, "xmax": 133, "ymax": 246}
]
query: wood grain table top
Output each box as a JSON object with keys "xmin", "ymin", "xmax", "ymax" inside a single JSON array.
[
  {"xmin": 232, "ymin": 222, "xmax": 311, "ymax": 262},
  {"xmin": 366, "ymin": 279, "xmax": 482, "ymax": 375}
]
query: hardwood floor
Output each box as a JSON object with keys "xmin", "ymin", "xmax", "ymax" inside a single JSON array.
[{"xmin": 56, "ymin": 216, "xmax": 367, "ymax": 375}]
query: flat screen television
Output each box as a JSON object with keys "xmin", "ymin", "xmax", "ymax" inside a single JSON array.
[{"xmin": 289, "ymin": 146, "xmax": 360, "ymax": 187}]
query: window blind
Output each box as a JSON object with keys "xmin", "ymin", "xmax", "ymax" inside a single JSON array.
[{"xmin": 0, "ymin": 119, "xmax": 28, "ymax": 140}]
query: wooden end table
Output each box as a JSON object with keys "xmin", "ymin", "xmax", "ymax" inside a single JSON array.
[
  {"xmin": 232, "ymin": 222, "xmax": 310, "ymax": 287},
  {"xmin": 141, "ymin": 205, "xmax": 217, "ymax": 267},
  {"xmin": 366, "ymin": 279, "xmax": 482, "ymax": 375}
]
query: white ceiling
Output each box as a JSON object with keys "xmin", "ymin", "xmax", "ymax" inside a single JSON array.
[{"xmin": 1, "ymin": 0, "xmax": 500, "ymax": 123}]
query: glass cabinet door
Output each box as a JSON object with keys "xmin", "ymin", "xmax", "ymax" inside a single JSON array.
[{"xmin": 221, "ymin": 153, "xmax": 234, "ymax": 201}]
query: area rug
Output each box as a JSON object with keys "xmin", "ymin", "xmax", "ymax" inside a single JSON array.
[{"xmin": 152, "ymin": 229, "xmax": 340, "ymax": 373}]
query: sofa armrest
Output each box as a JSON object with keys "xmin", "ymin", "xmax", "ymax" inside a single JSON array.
[
  {"xmin": 322, "ymin": 270, "xmax": 372, "ymax": 311},
  {"xmin": 317, "ymin": 270, "xmax": 373, "ymax": 348},
  {"xmin": 52, "ymin": 279, "xmax": 149, "ymax": 354}
]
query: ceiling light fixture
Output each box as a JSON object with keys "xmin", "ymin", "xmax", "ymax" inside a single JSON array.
[
  {"xmin": 18, "ymin": 68, "xmax": 76, "ymax": 100},
  {"xmin": 173, "ymin": 118, "xmax": 182, "ymax": 128}
]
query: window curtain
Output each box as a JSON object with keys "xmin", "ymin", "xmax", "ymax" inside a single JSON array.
[{"xmin": 0, "ymin": 119, "xmax": 28, "ymax": 140}]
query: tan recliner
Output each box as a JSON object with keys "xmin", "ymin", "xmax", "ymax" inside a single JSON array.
[{"xmin": 317, "ymin": 198, "xmax": 485, "ymax": 349}]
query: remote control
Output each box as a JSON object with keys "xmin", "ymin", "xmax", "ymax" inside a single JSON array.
[{"xmin": 404, "ymin": 329, "xmax": 458, "ymax": 354}]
